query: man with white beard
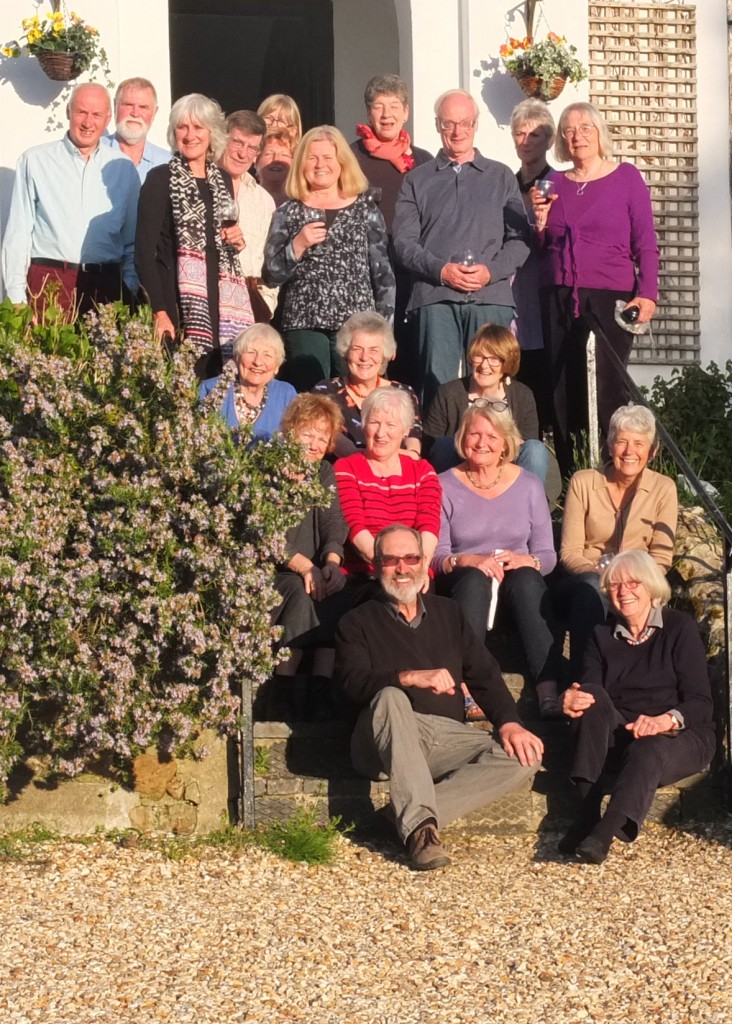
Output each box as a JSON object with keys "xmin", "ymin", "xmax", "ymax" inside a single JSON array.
[
  {"xmin": 335, "ymin": 524, "xmax": 543, "ymax": 870},
  {"xmin": 105, "ymin": 77, "xmax": 169, "ymax": 183}
]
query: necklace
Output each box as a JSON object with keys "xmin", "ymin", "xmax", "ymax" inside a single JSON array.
[
  {"xmin": 573, "ymin": 160, "xmax": 605, "ymax": 196},
  {"xmin": 347, "ymin": 376, "xmax": 381, "ymax": 399},
  {"xmin": 234, "ymin": 381, "xmax": 269, "ymax": 424},
  {"xmin": 466, "ymin": 463, "xmax": 504, "ymax": 491}
]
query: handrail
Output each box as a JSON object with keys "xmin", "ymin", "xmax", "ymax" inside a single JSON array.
[{"xmin": 586, "ymin": 330, "xmax": 732, "ymax": 801}]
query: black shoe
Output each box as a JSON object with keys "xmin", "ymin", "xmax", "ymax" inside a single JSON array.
[
  {"xmin": 557, "ymin": 822, "xmax": 590, "ymax": 856},
  {"xmin": 576, "ymin": 835, "xmax": 610, "ymax": 865}
]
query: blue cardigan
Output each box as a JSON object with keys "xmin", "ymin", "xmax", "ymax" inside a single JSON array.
[{"xmin": 199, "ymin": 376, "xmax": 296, "ymax": 445}]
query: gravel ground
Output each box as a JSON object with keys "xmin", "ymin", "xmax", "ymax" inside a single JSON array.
[{"xmin": 1, "ymin": 821, "xmax": 732, "ymax": 1024}]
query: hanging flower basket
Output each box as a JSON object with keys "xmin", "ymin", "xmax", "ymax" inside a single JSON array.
[
  {"xmin": 516, "ymin": 71, "xmax": 568, "ymax": 103},
  {"xmin": 36, "ymin": 49, "xmax": 85, "ymax": 81}
]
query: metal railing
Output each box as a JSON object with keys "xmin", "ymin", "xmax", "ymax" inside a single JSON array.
[{"xmin": 586, "ymin": 331, "xmax": 732, "ymax": 797}]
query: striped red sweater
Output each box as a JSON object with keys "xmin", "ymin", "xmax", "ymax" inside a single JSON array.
[{"xmin": 335, "ymin": 453, "xmax": 441, "ymax": 574}]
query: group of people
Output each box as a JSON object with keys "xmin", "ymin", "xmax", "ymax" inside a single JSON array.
[{"xmin": 1, "ymin": 72, "xmax": 714, "ymax": 873}]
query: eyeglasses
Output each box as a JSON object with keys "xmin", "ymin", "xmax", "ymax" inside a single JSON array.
[
  {"xmin": 561, "ymin": 123, "xmax": 597, "ymax": 139},
  {"xmin": 264, "ymin": 115, "xmax": 294, "ymax": 128},
  {"xmin": 228, "ymin": 138, "xmax": 261, "ymax": 155},
  {"xmin": 607, "ymin": 579, "xmax": 641, "ymax": 592},
  {"xmin": 378, "ymin": 554, "xmax": 422, "ymax": 567},
  {"xmin": 470, "ymin": 397, "xmax": 508, "ymax": 412},
  {"xmin": 436, "ymin": 119, "xmax": 476, "ymax": 132},
  {"xmin": 471, "ymin": 354, "xmax": 503, "ymax": 368}
]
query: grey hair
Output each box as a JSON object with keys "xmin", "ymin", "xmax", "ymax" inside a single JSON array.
[
  {"xmin": 168, "ymin": 93, "xmax": 227, "ymax": 161},
  {"xmin": 335, "ymin": 311, "xmax": 396, "ymax": 372},
  {"xmin": 374, "ymin": 525, "xmax": 423, "ymax": 563},
  {"xmin": 114, "ymin": 77, "xmax": 158, "ymax": 109},
  {"xmin": 607, "ymin": 404, "xmax": 658, "ymax": 450},
  {"xmin": 232, "ymin": 323, "xmax": 285, "ymax": 367},
  {"xmin": 67, "ymin": 82, "xmax": 110, "ymax": 117},
  {"xmin": 361, "ymin": 387, "xmax": 415, "ymax": 436},
  {"xmin": 600, "ymin": 550, "xmax": 671, "ymax": 606},
  {"xmin": 364, "ymin": 74, "xmax": 409, "ymax": 108},
  {"xmin": 434, "ymin": 89, "xmax": 479, "ymax": 120},
  {"xmin": 510, "ymin": 98, "xmax": 556, "ymax": 147},
  {"xmin": 454, "ymin": 405, "xmax": 523, "ymax": 464},
  {"xmin": 554, "ymin": 102, "xmax": 614, "ymax": 162}
]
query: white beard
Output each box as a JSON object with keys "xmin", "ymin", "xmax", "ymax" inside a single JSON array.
[{"xmin": 116, "ymin": 119, "xmax": 149, "ymax": 144}]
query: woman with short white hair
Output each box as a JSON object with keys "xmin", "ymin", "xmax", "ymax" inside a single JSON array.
[
  {"xmin": 335, "ymin": 388, "xmax": 441, "ymax": 575},
  {"xmin": 560, "ymin": 550, "xmax": 715, "ymax": 864},
  {"xmin": 199, "ymin": 323, "xmax": 295, "ymax": 445},
  {"xmin": 136, "ymin": 93, "xmax": 253, "ymax": 379}
]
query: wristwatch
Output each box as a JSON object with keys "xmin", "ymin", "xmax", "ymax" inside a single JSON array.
[
  {"xmin": 449, "ymin": 555, "xmax": 459, "ymax": 571},
  {"xmin": 667, "ymin": 710, "xmax": 684, "ymax": 731}
]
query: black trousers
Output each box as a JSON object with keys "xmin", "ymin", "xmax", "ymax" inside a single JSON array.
[
  {"xmin": 540, "ymin": 285, "xmax": 634, "ymax": 478},
  {"xmin": 570, "ymin": 686, "xmax": 714, "ymax": 841}
]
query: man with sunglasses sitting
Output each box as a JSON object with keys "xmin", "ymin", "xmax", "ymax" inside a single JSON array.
[{"xmin": 334, "ymin": 524, "xmax": 543, "ymax": 870}]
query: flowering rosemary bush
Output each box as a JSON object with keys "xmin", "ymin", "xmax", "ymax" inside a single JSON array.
[
  {"xmin": 0, "ymin": 302, "xmax": 323, "ymax": 797},
  {"xmin": 500, "ymin": 33, "xmax": 587, "ymax": 85},
  {"xmin": 2, "ymin": 7, "xmax": 112, "ymax": 85}
]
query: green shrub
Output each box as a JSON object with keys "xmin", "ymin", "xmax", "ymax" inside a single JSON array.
[
  {"xmin": 0, "ymin": 301, "xmax": 324, "ymax": 796},
  {"xmin": 645, "ymin": 361, "xmax": 732, "ymax": 521}
]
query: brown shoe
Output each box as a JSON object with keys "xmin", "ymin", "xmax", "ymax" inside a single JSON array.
[{"xmin": 406, "ymin": 820, "xmax": 451, "ymax": 871}]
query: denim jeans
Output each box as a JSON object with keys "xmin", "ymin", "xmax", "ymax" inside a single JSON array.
[
  {"xmin": 437, "ymin": 565, "xmax": 563, "ymax": 683},
  {"xmin": 552, "ymin": 570, "xmax": 609, "ymax": 680}
]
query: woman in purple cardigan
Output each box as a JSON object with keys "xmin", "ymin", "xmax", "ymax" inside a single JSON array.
[{"xmin": 531, "ymin": 102, "xmax": 659, "ymax": 477}]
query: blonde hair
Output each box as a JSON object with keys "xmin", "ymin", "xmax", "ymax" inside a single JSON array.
[
  {"xmin": 257, "ymin": 94, "xmax": 302, "ymax": 143},
  {"xmin": 286, "ymin": 126, "xmax": 368, "ymax": 202},
  {"xmin": 554, "ymin": 102, "xmax": 614, "ymax": 163},
  {"xmin": 454, "ymin": 405, "xmax": 523, "ymax": 464}
]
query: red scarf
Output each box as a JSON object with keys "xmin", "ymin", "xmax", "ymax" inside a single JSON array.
[{"xmin": 356, "ymin": 123, "xmax": 415, "ymax": 173}]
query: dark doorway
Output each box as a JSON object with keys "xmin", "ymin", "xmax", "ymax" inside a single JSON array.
[{"xmin": 169, "ymin": 0, "xmax": 334, "ymax": 129}]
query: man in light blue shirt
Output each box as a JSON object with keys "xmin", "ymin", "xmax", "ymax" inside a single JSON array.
[
  {"xmin": 103, "ymin": 76, "xmax": 169, "ymax": 184},
  {"xmin": 2, "ymin": 82, "xmax": 141, "ymax": 317}
]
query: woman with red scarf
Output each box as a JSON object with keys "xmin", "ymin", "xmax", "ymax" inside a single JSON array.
[{"xmin": 351, "ymin": 74, "xmax": 432, "ymax": 389}]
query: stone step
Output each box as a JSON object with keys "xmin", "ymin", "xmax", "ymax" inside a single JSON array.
[{"xmin": 251, "ymin": 719, "xmax": 723, "ymax": 834}]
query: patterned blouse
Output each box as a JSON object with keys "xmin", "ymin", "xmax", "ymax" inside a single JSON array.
[
  {"xmin": 263, "ymin": 194, "xmax": 396, "ymax": 332},
  {"xmin": 312, "ymin": 376, "xmax": 422, "ymax": 458}
]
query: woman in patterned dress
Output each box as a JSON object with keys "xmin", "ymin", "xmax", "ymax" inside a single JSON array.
[{"xmin": 263, "ymin": 126, "xmax": 395, "ymax": 393}]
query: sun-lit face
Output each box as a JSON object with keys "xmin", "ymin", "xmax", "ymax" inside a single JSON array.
[
  {"xmin": 610, "ymin": 430, "xmax": 654, "ymax": 483},
  {"xmin": 347, "ymin": 331, "xmax": 385, "ymax": 386},
  {"xmin": 303, "ymin": 139, "xmax": 341, "ymax": 192},
  {"xmin": 364, "ymin": 406, "xmax": 406, "ymax": 461},
  {"xmin": 115, "ymin": 85, "xmax": 157, "ymax": 144},
  {"xmin": 469, "ymin": 350, "xmax": 504, "ymax": 393},
  {"xmin": 174, "ymin": 118, "xmax": 211, "ymax": 164},
  {"xmin": 435, "ymin": 94, "xmax": 477, "ymax": 162},
  {"xmin": 292, "ymin": 418, "xmax": 332, "ymax": 463},
  {"xmin": 237, "ymin": 344, "xmax": 279, "ymax": 388},
  {"xmin": 463, "ymin": 416, "xmax": 506, "ymax": 468},
  {"xmin": 377, "ymin": 531, "xmax": 427, "ymax": 604},
  {"xmin": 562, "ymin": 109, "xmax": 600, "ymax": 163},
  {"xmin": 368, "ymin": 93, "xmax": 409, "ymax": 143},
  {"xmin": 68, "ymin": 85, "xmax": 111, "ymax": 153},
  {"xmin": 512, "ymin": 119, "xmax": 550, "ymax": 166},
  {"xmin": 606, "ymin": 575, "xmax": 652, "ymax": 623},
  {"xmin": 222, "ymin": 130, "xmax": 262, "ymax": 176}
]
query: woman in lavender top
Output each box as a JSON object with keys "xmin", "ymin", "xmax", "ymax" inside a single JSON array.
[
  {"xmin": 531, "ymin": 102, "xmax": 659, "ymax": 477},
  {"xmin": 432, "ymin": 405, "xmax": 563, "ymax": 718}
]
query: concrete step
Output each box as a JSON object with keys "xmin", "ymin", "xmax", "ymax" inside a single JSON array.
[{"xmin": 251, "ymin": 716, "xmax": 723, "ymax": 834}]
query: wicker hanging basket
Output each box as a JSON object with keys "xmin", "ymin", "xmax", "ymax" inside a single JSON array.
[
  {"xmin": 515, "ymin": 71, "xmax": 568, "ymax": 102},
  {"xmin": 36, "ymin": 50, "xmax": 86, "ymax": 82}
]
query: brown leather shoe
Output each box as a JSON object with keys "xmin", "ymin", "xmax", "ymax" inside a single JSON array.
[{"xmin": 406, "ymin": 820, "xmax": 451, "ymax": 871}]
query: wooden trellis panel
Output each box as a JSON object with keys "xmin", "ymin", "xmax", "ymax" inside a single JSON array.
[{"xmin": 589, "ymin": 3, "xmax": 699, "ymax": 364}]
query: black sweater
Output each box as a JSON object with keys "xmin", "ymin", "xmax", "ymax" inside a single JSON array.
[{"xmin": 335, "ymin": 593, "xmax": 521, "ymax": 727}]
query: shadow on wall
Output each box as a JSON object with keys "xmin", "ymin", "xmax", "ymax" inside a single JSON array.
[
  {"xmin": 474, "ymin": 58, "xmax": 527, "ymax": 129},
  {"xmin": 0, "ymin": 55, "xmax": 72, "ymax": 132}
]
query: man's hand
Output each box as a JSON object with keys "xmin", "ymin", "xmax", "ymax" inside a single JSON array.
[
  {"xmin": 153, "ymin": 310, "xmax": 176, "ymax": 343},
  {"xmin": 440, "ymin": 263, "xmax": 490, "ymax": 292},
  {"xmin": 498, "ymin": 723, "xmax": 544, "ymax": 767},
  {"xmin": 399, "ymin": 668, "xmax": 456, "ymax": 695},
  {"xmin": 562, "ymin": 682, "xmax": 595, "ymax": 719}
]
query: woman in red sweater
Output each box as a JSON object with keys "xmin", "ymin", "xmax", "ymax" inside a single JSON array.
[{"xmin": 335, "ymin": 388, "xmax": 441, "ymax": 577}]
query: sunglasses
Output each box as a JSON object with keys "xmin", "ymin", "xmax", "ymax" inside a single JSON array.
[{"xmin": 378, "ymin": 554, "xmax": 422, "ymax": 567}]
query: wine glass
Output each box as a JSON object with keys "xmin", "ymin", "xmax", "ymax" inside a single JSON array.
[
  {"xmin": 302, "ymin": 206, "xmax": 326, "ymax": 224},
  {"xmin": 217, "ymin": 195, "xmax": 240, "ymax": 230},
  {"xmin": 450, "ymin": 249, "xmax": 477, "ymax": 267}
]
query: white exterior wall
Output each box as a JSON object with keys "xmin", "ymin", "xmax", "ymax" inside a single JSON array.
[{"xmin": 0, "ymin": 0, "xmax": 729, "ymax": 378}]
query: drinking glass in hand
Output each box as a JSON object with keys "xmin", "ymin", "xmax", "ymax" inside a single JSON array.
[
  {"xmin": 534, "ymin": 179, "xmax": 554, "ymax": 204},
  {"xmin": 218, "ymin": 195, "xmax": 240, "ymax": 230},
  {"xmin": 450, "ymin": 250, "xmax": 477, "ymax": 267}
]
